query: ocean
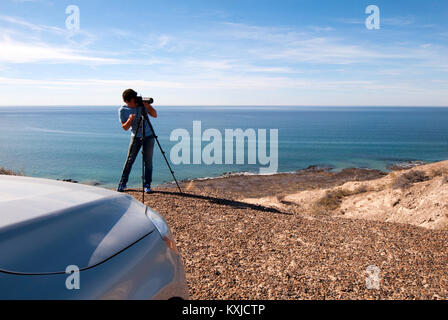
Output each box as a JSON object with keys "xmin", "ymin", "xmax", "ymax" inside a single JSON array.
[{"xmin": 1, "ymin": 106, "xmax": 448, "ymax": 188}]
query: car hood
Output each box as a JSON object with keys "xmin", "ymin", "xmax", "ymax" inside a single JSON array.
[{"xmin": 0, "ymin": 175, "xmax": 155, "ymax": 274}]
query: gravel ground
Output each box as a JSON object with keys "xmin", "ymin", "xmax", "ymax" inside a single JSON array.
[{"xmin": 127, "ymin": 172, "xmax": 448, "ymax": 300}]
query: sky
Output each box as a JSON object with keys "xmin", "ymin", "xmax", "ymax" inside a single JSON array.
[{"xmin": 0, "ymin": 0, "xmax": 447, "ymax": 106}]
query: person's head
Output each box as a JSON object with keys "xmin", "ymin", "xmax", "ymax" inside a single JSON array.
[{"xmin": 122, "ymin": 89, "xmax": 138, "ymax": 108}]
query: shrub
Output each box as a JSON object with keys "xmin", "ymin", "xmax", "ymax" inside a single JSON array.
[
  {"xmin": 354, "ymin": 184, "xmax": 369, "ymax": 194},
  {"xmin": 392, "ymin": 170, "xmax": 428, "ymax": 189},
  {"xmin": 443, "ymin": 175, "xmax": 448, "ymax": 184},
  {"xmin": 0, "ymin": 167, "xmax": 20, "ymax": 176},
  {"xmin": 430, "ymin": 168, "xmax": 443, "ymax": 177},
  {"xmin": 314, "ymin": 184, "xmax": 370, "ymax": 214},
  {"xmin": 430, "ymin": 167, "xmax": 448, "ymax": 178},
  {"xmin": 316, "ymin": 189, "xmax": 351, "ymax": 211}
]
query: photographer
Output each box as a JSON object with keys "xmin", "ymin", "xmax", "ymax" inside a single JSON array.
[{"xmin": 117, "ymin": 89, "xmax": 158, "ymax": 194}]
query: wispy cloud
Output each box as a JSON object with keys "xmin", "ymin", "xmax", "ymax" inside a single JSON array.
[
  {"xmin": 0, "ymin": 37, "xmax": 120, "ymax": 64},
  {"xmin": 0, "ymin": 15, "xmax": 64, "ymax": 34},
  {"xmin": 339, "ymin": 15, "xmax": 415, "ymax": 27},
  {"xmin": 9, "ymin": 0, "xmax": 46, "ymax": 3},
  {"xmin": 0, "ymin": 4, "xmax": 447, "ymax": 106},
  {"xmin": 0, "ymin": 77, "xmax": 184, "ymax": 89},
  {"xmin": 204, "ymin": 23, "xmax": 409, "ymax": 65},
  {"xmin": 0, "ymin": 14, "xmax": 96, "ymax": 47},
  {"xmin": 382, "ymin": 16, "xmax": 415, "ymax": 26},
  {"xmin": 307, "ymin": 26, "xmax": 334, "ymax": 32},
  {"xmin": 2, "ymin": 74, "xmax": 446, "ymax": 92}
]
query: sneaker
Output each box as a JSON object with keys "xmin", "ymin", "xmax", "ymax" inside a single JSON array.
[
  {"xmin": 117, "ymin": 183, "xmax": 127, "ymax": 192},
  {"xmin": 144, "ymin": 185, "xmax": 153, "ymax": 194}
]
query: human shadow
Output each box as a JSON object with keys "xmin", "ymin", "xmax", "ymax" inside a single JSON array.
[{"xmin": 152, "ymin": 190, "xmax": 292, "ymax": 215}]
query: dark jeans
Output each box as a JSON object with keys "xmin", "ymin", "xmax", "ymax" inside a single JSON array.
[{"xmin": 120, "ymin": 135, "xmax": 155, "ymax": 187}]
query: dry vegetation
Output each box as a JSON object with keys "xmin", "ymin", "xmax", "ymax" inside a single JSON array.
[
  {"xmin": 0, "ymin": 167, "xmax": 21, "ymax": 176},
  {"xmin": 315, "ymin": 184, "xmax": 370, "ymax": 214},
  {"xmin": 391, "ymin": 170, "xmax": 429, "ymax": 189},
  {"xmin": 429, "ymin": 167, "xmax": 448, "ymax": 185},
  {"xmin": 429, "ymin": 167, "xmax": 448, "ymax": 178},
  {"xmin": 443, "ymin": 175, "xmax": 448, "ymax": 184},
  {"xmin": 434, "ymin": 167, "xmax": 448, "ymax": 184},
  {"xmin": 316, "ymin": 189, "xmax": 352, "ymax": 211}
]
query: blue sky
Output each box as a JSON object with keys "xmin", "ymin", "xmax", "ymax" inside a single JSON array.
[{"xmin": 0, "ymin": 0, "xmax": 447, "ymax": 106}]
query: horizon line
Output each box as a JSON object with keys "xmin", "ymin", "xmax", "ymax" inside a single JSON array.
[{"xmin": 1, "ymin": 105, "xmax": 448, "ymax": 108}]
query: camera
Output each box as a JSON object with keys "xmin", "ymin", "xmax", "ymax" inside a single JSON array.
[{"xmin": 135, "ymin": 96, "xmax": 154, "ymax": 106}]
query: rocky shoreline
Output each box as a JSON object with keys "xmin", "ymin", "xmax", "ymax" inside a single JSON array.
[
  {"xmin": 387, "ymin": 160, "xmax": 428, "ymax": 171},
  {"xmin": 43, "ymin": 159, "xmax": 429, "ymax": 189}
]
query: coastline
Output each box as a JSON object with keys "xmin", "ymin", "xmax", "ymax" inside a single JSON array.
[
  {"xmin": 4, "ymin": 105, "xmax": 448, "ymax": 189},
  {"xmin": 157, "ymin": 160, "xmax": 430, "ymax": 198},
  {"xmin": 96, "ymin": 160, "xmax": 429, "ymax": 189}
]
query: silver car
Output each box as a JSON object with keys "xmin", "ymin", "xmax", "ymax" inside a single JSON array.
[{"xmin": 0, "ymin": 175, "xmax": 188, "ymax": 300}]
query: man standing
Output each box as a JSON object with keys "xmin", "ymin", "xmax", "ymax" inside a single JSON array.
[{"xmin": 118, "ymin": 89, "xmax": 158, "ymax": 193}]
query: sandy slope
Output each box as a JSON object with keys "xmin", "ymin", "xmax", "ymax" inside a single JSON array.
[
  {"xmin": 242, "ymin": 161, "xmax": 448, "ymax": 230},
  {"xmin": 339, "ymin": 161, "xmax": 448, "ymax": 230}
]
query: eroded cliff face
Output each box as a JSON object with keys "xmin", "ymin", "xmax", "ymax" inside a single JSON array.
[
  {"xmin": 338, "ymin": 161, "xmax": 448, "ymax": 230},
  {"xmin": 242, "ymin": 160, "xmax": 448, "ymax": 230}
]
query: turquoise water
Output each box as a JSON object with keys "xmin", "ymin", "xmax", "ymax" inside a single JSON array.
[{"xmin": 1, "ymin": 106, "xmax": 448, "ymax": 187}]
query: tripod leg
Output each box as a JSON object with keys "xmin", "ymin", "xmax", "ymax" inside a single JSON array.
[
  {"xmin": 143, "ymin": 115, "xmax": 183, "ymax": 193},
  {"xmin": 141, "ymin": 117, "xmax": 146, "ymax": 203}
]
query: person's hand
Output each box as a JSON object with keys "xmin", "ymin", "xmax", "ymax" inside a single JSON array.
[
  {"xmin": 144, "ymin": 102, "xmax": 157, "ymax": 118},
  {"xmin": 128, "ymin": 114, "xmax": 136, "ymax": 122}
]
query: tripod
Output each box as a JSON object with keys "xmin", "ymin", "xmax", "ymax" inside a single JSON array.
[{"xmin": 122, "ymin": 104, "xmax": 182, "ymax": 203}]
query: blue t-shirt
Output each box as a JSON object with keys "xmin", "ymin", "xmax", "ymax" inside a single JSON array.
[{"xmin": 119, "ymin": 105, "xmax": 154, "ymax": 138}]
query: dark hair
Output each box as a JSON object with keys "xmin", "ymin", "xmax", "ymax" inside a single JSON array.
[{"xmin": 122, "ymin": 89, "xmax": 138, "ymax": 102}]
